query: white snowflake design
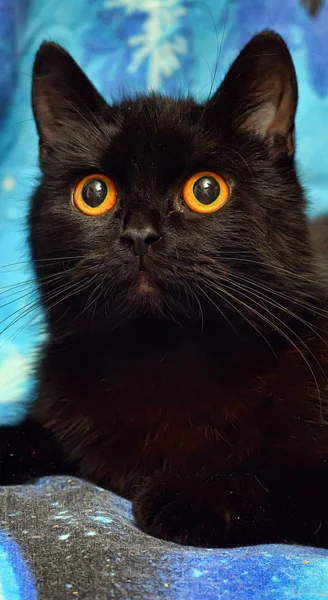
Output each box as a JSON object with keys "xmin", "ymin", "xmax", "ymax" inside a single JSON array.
[{"xmin": 104, "ymin": 0, "xmax": 188, "ymax": 89}]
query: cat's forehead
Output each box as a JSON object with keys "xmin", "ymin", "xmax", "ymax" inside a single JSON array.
[
  {"xmin": 102, "ymin": 96, "xmax": 214, "ymax": 183},
  {"xmin": 113, "ymin": 96, "xmax": 202, "ymax": 152},
  {"xmin": 117, "ymin": 95, "xmax": 200, "ymax": 129}
]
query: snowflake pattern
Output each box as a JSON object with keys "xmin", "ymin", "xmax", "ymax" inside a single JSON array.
[{"xmin": 106, "ymin": 0, "xmax": 187, "ymax": 88}]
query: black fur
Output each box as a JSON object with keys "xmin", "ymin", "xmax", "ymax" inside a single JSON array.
[{"xmin": 1, "ymin": 30, "xmax": 328, "ymax": 548}]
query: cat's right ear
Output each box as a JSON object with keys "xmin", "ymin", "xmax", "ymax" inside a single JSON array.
[
  {"xmin": 208, "ymin": 31, "xmax": 298, "ymax": 158},
  {"xmin": 32, "ymin": 42, "xmax": 108, "ymax": 150}
]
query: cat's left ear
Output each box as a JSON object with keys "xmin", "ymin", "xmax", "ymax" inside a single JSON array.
[
  {"xmin": 209, "ymin": 30, "xmax": 298, "ymax": 157},
  {"xmin": 32, "ymin": 42, "xmax": 108, "ymax": 147}
]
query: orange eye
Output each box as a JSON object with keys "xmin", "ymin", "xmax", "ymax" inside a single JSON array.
[
  {"xmin": 182, "ymin": 171, "xmax": 229, "ymax": 213},
  {"xmin": 73, "ymin": 174, "xmax": 117, "ymax": 215}
]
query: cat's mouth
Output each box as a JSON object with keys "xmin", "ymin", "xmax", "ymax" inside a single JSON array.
[{"xmin": 134, "ymin": 272, "xmax": 159, "ymax": 296}]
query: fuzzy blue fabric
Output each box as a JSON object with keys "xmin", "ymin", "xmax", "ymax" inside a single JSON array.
[
  {"xmin": 0, "ymin": 1, "xmax": 327, "ymax": 598},
  {"xmin": 0, "ymin": 476, "xmax": 328, "ymax": 600}
]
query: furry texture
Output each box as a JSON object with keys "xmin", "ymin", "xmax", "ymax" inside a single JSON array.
[{"xmin": 1, "ymin": 31, "xmax": 328, "ymax": 548}]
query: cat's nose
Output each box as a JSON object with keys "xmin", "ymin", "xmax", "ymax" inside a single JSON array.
[{"xmin": 120, "ymin": 226, "xmax": 161, "ymax": 256}]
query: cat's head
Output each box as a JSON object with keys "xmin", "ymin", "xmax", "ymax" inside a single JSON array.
[{"xmin": 30, "ymin": 31, "xmax": 314, "ymax": 335}]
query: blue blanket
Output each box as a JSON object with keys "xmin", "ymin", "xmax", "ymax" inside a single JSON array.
[
  {"xmin": 0, "ymin": 1, "xmax": 328, "ymax": 598},
  {"xmin": 1, "ymin": 476, "xmax": 328, "ymax": 600}
]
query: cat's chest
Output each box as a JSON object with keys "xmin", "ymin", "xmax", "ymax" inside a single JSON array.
[
  {"xmin": 36, "ymin": 332, "xmax": 327, "ymax": 488},
  {"xmin": 38, "ymin": 336, "xmax": 258, "ymax": 484},
  {"xmin": 40, "ymin": 334, "xmax": 253, "ymax": 446},
  {"xmin": 57, "ymin": 335, "xmax": 229, "ymax": 413}
]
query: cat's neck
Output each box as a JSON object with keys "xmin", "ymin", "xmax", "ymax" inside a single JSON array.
[{"xmin": 50, "ymin": 314, "xmax": 282, "ymax": 373}]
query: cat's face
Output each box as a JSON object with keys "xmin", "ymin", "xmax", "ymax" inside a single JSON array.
[{"xmin": 30, "ymin": 31, "xmax": 314, "ymax": 333}]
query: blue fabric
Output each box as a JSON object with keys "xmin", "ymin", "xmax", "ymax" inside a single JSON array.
[
  {"xmin": 0, "ymin": 531, "xmax": 37, "ymax": 600},
  {"xmin": 1, "ymin": 476, "xmax": 328, "ymax": 600},
  {"xmin": 0, "ymin": 2, "xmax": 328, "ymax": 598}
]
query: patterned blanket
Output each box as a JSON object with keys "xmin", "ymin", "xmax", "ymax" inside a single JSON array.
[
  {"xmin": 1, "ymin": 477, "xmax": 328, "ymax": 599},
  {"xmin": 0, "ymin": 1, "xmax": 328, "ymax": 598}
]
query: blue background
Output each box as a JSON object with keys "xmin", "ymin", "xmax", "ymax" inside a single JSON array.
[{"xmin": 0, "ymin": 0, "xmax": 327, "ymax": 420}]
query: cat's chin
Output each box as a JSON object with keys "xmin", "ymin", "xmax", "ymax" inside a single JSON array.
[
  {"xmin": 110, "ymin": 275, "xmax": 192, "ymax": 321},
  {"xmin": 116, "ymin": 272, "xmax": 165, "ymax": 315}
]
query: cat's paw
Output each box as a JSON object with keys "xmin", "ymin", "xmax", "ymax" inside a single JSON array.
[
  {"xmin": 132, "ymin": 473, "xmax": 235, "ymax": 547},
  {"xmin": 132, "ymin": 471, "xmax": 284, "ymax": 547}
]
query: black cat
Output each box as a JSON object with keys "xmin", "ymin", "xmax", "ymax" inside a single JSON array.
[{"xmin": 1, "ymin": 30, "xmax": 328, "ymax": 548}]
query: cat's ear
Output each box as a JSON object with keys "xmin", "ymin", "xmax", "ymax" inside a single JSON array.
[
  {"xmin": 209, "ymin": 30, "xmax": 298, "ymax": 157},
  {"xmin": 32, "ymin": 42, "xmax": 108, "ymax": 146}
]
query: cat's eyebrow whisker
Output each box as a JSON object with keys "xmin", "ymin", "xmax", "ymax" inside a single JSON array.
[
  {"xmin": 204, "ymin": 4, "xmax": 221, "ymax": 104},
  {"xmin": 214, "ymin": 144, "xmax": 253, "ymax": 175},
  {"xmin": 198, "ymin": 5, "xmax": 228, "ymax": 124}
]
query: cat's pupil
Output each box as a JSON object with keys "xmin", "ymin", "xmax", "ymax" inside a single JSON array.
[
  {"xmin": 193, "ymin": 176, "xmax": 220, "ymax": 205},
  {"xmin": 82, "ymin": 179, "xmax": 107, "ymax": 207}
]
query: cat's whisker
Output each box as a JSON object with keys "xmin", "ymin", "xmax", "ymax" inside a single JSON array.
[
  {"xmin": 46, "ymin": 284, "xmax": 97, "ymax": 333},
  {"xmin": 1, "ymin": 277, "xmax": 97, "ymax": 349},
  {"xmin": 0, "ymin": 273, "xmax": 75, "ymax": 324},
  {"xmin": 0, "ymin": 296, "xmax": 44, "ymax": 333},
  {"xmin": 91, "ymin": 285, "xmax": 104, "ymax": 327},
  {"xmin": 194, "ymin": 279, "xmax": 277, "ymax": 357},
  {"xmin": 195, "ymin": 258, "xmax": 328, "ymax": 317},
  {"xmin": 226, "ymin": 270, "xmax": 328, "ymax": 325},
  {"xmin": 184, "ymin": 282, "xmax": 204, "ymax": 330},
  {"xmin": 81, "ymin": 280, "xmax": 104, "ymax": 327},
  {"xmin": 190, "ymin": 287, "xmax": 204, "ymax": 332},
  {"xmin": 0, "ymin": 270, "xmax": 74, "ymax": 304},
  {"xmin": 221, "ymin": 275, "xmax": 328, "ymax": 383},
  {"xmin": 44, "ymin": 277, "xmax": 98, "ymax": 317},
  {"xmin": 0, "ymin": 256, "xmax": 82, "ymax": 270},
  {"xmin": 0, "ymin": 273, "xmax": 95, "ymax": 339},
  {"xmin": 194, "ymin": 257, "xmax": 328, "ymax": 319},
  {"xmin": 202, "ymin": 276, "xmax": 324, "ymax": 418},
  {"xmin": 193, "ymin": 282, "xmax": 236, "ymax": 334},
  {"xmin": 0, "ymin": 288, "xmax": 39, "ymax": 312},
  {"xmin": 216, "ymin": 255, "xmax": 327, "ymax": 291}
]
